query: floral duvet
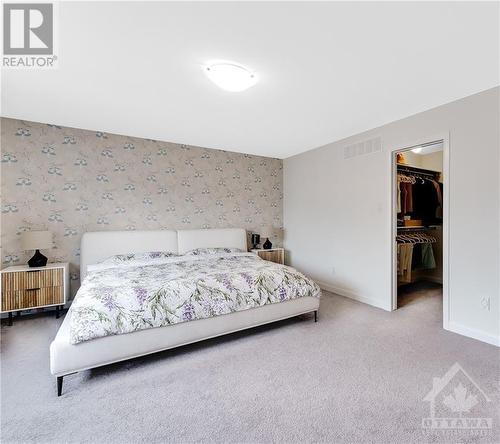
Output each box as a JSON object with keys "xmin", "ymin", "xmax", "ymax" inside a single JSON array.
[{"xmin": 69, "ymin": 253, "xmax": 321, "ymax": 344}]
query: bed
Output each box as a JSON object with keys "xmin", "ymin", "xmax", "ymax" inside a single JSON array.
[{"xmin": 50, "ymin": 228, "xmax": 321, "ymax": 395}]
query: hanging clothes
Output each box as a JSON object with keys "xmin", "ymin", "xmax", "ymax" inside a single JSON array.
[
  {"xmin": 398, "ymin": 243, "xmax": 414, "ymax": 283},
  {"xmin": 421, "ymin": 243, "xmax": 436, "ymax": 269},
  {"xmin": 411, "ymin": 243, "xmax": 422, "ymax": 268},
  {"xmin": 396, "ymin": 164, "xmax": 441, "ymax": 289},
  {"xmin": 400, "ymin": 181, "xmax": 408, "ymax": 214},
  {"xmin": 412, "ymin": 179, "xmax": 439, "ymax": 225},
  {"xmin": 397, "ymin": 231, "xmax": 437, "ymax": 282},
  {"xmin": 397, "ymin": 176, "xmax": 402, "ymax": 213},
  {"xmin": 396, "ymin": 167, "xmax": 442, "ymax": 226},
  {"xmin": 430, "ymin": 179, "xmax": 443, "ymax": 220},
  {"xmin": 405, "ymin": 181, "xmax": 413, "ymax": 213}
]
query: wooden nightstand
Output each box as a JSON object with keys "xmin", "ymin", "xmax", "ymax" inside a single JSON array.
[
  {"xmin": 251, "ymin": 248, "xmax": 285, "ymax": 265},
  {"xmin": 1, "ymin": 263, "xmax": 69, "ymax": 325}
]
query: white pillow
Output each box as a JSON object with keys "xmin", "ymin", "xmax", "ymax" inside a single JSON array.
[
  {"xmin": 99, "ymin": 251, "xmax": 177, "ymax": 265},
  {"xmin": 183, "ymin": 247, "xmax": 243, "ymax": 256}
]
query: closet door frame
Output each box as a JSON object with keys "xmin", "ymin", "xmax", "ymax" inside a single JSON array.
[{"xmin": 390, "ymin": 133, "xmax": 450, "ymax": 330}]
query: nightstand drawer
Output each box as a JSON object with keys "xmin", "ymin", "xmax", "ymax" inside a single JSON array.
[
  {"xmin": 1, "ymin": 287, "xmax": 64, "ymax": 311},
  {"xmin": 1, "ymin": 268, "xmax": 63, "ymax": 291}
]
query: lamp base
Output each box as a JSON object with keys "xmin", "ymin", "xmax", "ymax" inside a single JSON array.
[
  {"xmin": 28, "ymin": 249, "xmax": 48, "ymax": 268},
  {"xmin": 263, "ymin": 238, "xmax": 272, "ymax": 250}
]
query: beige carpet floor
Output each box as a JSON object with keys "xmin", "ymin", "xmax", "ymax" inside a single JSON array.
[{"xmin": 1, "ymin": 287, "xmax": 499, "ymax": 443}]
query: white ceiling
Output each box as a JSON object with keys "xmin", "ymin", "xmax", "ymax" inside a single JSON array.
[{"xmin": 2, "ymin": 1, "xmax": 499, "ymax": 158}]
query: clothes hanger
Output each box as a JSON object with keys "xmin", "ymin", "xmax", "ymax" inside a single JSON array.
[{"xmin": 402, "ymin": 234, "xmax": 417, "ymax": 244}]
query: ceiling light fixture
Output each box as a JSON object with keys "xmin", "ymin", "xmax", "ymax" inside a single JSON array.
[
  {"xmin": 204, "ymin": 62, "xmax": 257, "ymax": 92},
  {"xmin": 411, "ymin": 141, "xmax": 443, "ymax": 155}
]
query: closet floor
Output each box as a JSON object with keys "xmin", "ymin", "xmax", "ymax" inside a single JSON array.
[{"xmin": 398, "ymin": 280, "xmax": 442, "ymax": 310}]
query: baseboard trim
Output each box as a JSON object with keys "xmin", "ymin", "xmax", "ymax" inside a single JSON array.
[
  {"xmin": 318, "ymin": 281, "xmax": 498, "ymax": 347},
  {"xmin": 317, "ymin": 281, "xmax": 392, "ymax": 311},
  {"xmin": 446, "ymin": 322, "xmax": 500, "ymax": 347}
]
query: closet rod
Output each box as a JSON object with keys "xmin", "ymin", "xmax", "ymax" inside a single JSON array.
[
  {"xmin": 396, "ymin": 164, "xmax": 440, "ymax": 177},
  {"xmin": 397, "ymin": 226, "xmax": 438, "ymax": 231}
]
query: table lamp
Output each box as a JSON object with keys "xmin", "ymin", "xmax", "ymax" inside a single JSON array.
[{"xmin": 21, "ymin": 230, "xmax": 52, "ymax": 267}]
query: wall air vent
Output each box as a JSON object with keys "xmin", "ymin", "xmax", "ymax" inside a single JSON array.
[{"xmin": 344, "ymin": 136, "xmax": 382, "ymax": 159}]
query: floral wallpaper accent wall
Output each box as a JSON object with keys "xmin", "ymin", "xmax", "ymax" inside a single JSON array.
[{"xmin": 1, "ymin": 118, "xmax": 283, "ymax": 296}]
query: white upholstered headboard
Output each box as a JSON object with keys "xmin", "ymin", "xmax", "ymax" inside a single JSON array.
[
  {"xmin": 79, "ymin": 228, "xmax": 248, "ymax": 280},
  {"xmin": 80, "ymin": 230, "xmax": 178, "ymax": 280},
  {"xmin": 177, "ymin": 228, "xmax": 247, "ymax": 254}
]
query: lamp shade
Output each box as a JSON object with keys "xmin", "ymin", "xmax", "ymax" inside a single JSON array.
[
  {"xmin": 260, "ymin": 226, "xmax": 273, "ymax": 239},
  {"xmin": 21, "ymin": 231, "xmax": 52, "ymax": 250}
]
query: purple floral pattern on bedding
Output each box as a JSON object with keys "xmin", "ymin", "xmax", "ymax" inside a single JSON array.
[{"xmin": 69, "ymin": 253, "xmax": 320, "ymax": 344}]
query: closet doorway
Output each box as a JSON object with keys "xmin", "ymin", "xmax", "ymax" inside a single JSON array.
[{"xmin": 391, "ymin": 137, "xmax": 449, "ymax": 328}]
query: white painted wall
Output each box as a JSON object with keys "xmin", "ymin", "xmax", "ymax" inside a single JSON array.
[
  {"xmin": 284, "ymin": 87, "xmax": 499, "ymax": 346},
  {"xmin": 402, "ymin": 151, "xmax": 443, "ymax": 172},
  {"xmin": 420, "ymin": 151, "xmax": 443, "ymax": 172},
  {"xmin": 400, "ymin": 151, "xmax": 423, "ymax": 168}
]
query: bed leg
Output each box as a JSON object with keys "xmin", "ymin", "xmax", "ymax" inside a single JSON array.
[
  {"xmin": 57, "ymin": 376, "xmax": 63, "ymax": 397},
  {"xmin": 314, "ymin": 310, "xmax": 318, "ymax": 323}
]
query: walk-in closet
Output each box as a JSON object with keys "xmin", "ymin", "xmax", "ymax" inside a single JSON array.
[{"xmin": 394, "ymin": 141, "xmax": 444, "ymax": 310}]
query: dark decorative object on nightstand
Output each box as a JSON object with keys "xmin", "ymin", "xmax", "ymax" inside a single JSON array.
[
  {"xmin": 261, "ymin": 226, "xmax": 273, "ymax": 249},
  {"xmin": 262, "ymin": 238, "xmax": 272, "ymax": 249},
  {"xmin": 28, "ymin": 249, "xmax": 48, "ymax": 267},
  {"xmin": 21, "ymin": 230, "xmax": 52, "ymax": 268}
]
